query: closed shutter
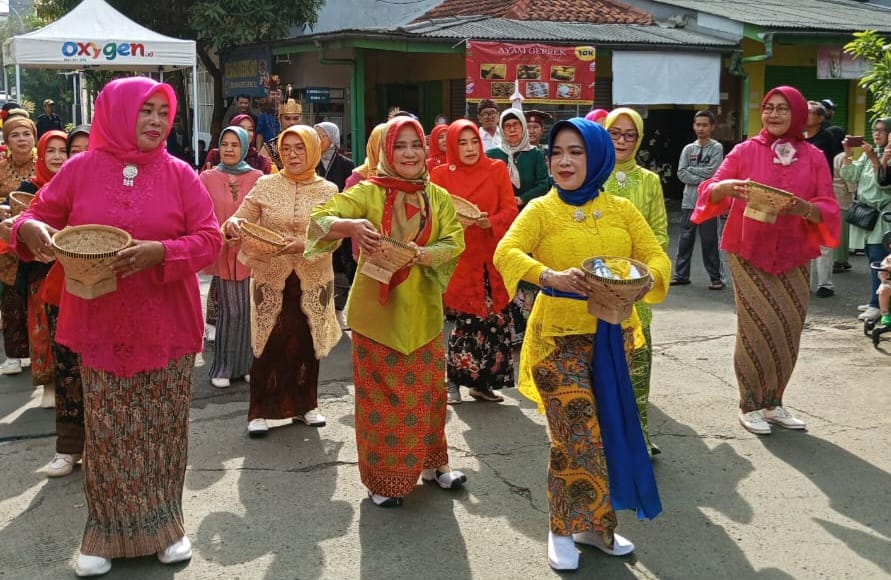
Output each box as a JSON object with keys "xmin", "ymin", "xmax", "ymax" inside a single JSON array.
[
  {"xmin": 764, "ymin": 65, "xmax": 849, "ymax": 130},
  {"xmin": 450, "ymin": 79, "xmax": 466, "ymax": 121}
]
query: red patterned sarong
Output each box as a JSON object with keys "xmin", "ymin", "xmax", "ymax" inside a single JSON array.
[{"xmin": 352, "ymin": 332, "xmax": 449, "ymax": 498}]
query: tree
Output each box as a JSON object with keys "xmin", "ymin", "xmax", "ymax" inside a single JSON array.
[
  {"xmin": 35, "ymin": 0, "xmax": 324, "ymax": 138},
  {"xmin": 844, "ymin": 31, "xmax": 891, "ymax": 121}
]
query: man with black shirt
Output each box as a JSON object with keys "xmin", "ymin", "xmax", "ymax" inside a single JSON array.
[
  {"xmin": 806, "ymin": 101, "xmax": 842, "ymax": 297},
  {"xmin": 36, "ymin": 99, "xmax": 63, "ymax": 137}
]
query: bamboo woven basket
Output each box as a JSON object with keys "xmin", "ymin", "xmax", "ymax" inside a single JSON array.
[
  {"xmin": 450, "ymin": 194, "xmax": 482, "ymax": 228},
  {"xmin": 744, "ymin": 180, "xmax": 796, "ymax": 224},
  {"xmin": 359, "ymin": 236, "xmax": 418, "ymax": 283},
  {"xmin": 237, "ymin": 222, "xmax": 287, "ymax": 267},
  {"xmin": 52, "ymin": 225, "xmax": 132, "ymax": 299},
  {"xmin": 8, "ymin": 191, "xmax": 34, "ymax": 216},
  {"xmin": 581, "ymin": 256, "xmax": 651, "ymax": 324}
]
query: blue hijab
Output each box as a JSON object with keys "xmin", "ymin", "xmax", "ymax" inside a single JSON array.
[
  {"xmin": 217, "ymin": 126, "xmax": 252, "ymax": 175},
  {"xmin": 547, "ymin": 117, "xmax": 615, "ymax": 206}
]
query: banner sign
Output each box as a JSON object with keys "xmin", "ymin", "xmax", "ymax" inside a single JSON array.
[
  {"xmin": 465, "ymin": 41, "xmax": 595, "ymax": 105},
  {"xmin": 817, "ymin": 47, "xmax": 871, "ymax": 80},
  {"xmin": 223, "ymin": 47, "xmax": 271, "ymax": 98}
]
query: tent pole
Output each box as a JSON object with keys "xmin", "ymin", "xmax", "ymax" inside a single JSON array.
[
  {"xmin": 15, "ymin": 65, "xmax": 20, "ymax": 103},
  {"xmin": 3, "ymin": 68, "xmax": 8, "ymax": 101},
  {"xmin": 192, "ymin": 65, "xmax": 199, "ymax": 166}
]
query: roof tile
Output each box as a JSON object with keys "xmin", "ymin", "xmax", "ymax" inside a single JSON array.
[{"xmin": 416, "ymin": 0, "xmax": 652, "ymax": 24}]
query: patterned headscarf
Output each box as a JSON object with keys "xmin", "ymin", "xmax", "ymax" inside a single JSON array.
[
  {"xmin": 90, "ymin": 77, "xmax": 177, "ymax": 164},
  {"xmin": 547, "ymin": 118, "xmax": 615, "ymax": 206},
  {"xmin": 375, "ymin": 116, "xmax": 428, "ymax": 185},
  {"xmin": 277, "ymin": 125, "xmax": 322, "ymax": 183},
  {"xmin": 216, "ymin": 126, "xmax": 252, "ymax": 175}
]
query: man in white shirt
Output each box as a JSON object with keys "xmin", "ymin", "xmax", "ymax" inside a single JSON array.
[{"xmin": 477, "ymin": 99, "xmax": 501, "ymax": 151}]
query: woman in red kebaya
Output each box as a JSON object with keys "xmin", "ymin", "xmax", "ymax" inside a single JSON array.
[{"xmin": 431, "ymin": 120, "xmax": 518, "ymax": 403}]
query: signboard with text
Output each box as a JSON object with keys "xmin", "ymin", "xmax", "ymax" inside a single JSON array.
[
  {"xmin": 222, "ymin": 46, "xmax": 271, "ymax": 98},
  {"xmin": 465, "ymin": 41, "xmax": 596, "ymax": 105}
]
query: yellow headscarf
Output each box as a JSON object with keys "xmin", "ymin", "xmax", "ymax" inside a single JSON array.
[
  {"xmin": 277, "ymin": 125, "xmax": 321, "ymax": 183},
  {"xmin": 604, "ymin": 107, "xmax": 644, "ymax": 174},
  {"xmin": 354, "ymin": 123, "xmax": 386, "ymax": 179}
]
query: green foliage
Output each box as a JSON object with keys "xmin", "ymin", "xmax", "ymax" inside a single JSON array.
[
  {"xmin": 189, "ymin": 0, "xmax": 323, "ymax": 52},
  {"xmin": 35, "ymin": 0, "xmax": 323, "ymax": 53},
  {"xmin": 844, "ymin": 31, "xmax": 891, "ymax": 120}
]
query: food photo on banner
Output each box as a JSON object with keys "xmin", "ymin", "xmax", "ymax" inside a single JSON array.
[{"xmin": 465, "ymin": 41, "xmax": 596, "ymax": 105}]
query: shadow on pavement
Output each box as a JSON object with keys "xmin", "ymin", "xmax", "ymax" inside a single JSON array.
[{"xmin": 761, "ymin": 432, "xmax": 891, "ymax": 575}]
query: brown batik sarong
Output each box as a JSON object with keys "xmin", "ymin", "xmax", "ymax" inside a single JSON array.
[
  {"xmin": 80, "ymin": 355, "xmax": 193, "ymax": 558},
  {"xmin": 728, "ymin": 254, "xmax": 809, "ymax": 413}
]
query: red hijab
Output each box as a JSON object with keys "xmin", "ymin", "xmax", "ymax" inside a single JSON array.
[
  {"xmin": 31, "ymin": 130, "xmax": 68, "ymax": 190},
  {"xmin": 443, "ymin": 119, "xmax": 501, "ymax": 196},
  {"xmin": 756, "ymin": 86, "xmax": 808, "ymax": 145},
  {"xmin": 427, "ymin": 124, "xmax": 448, "ymax": 170},
  {"xmin": 90, "ymin": 77, "xmax": 177, "ymax": 165}
]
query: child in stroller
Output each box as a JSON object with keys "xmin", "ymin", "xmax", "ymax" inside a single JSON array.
[{"xmin": 865, "ymin": 212, "xmax": 891, "ymax": 347}]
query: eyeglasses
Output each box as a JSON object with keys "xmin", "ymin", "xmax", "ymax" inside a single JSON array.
[
  {"xmin": 608, "ymin": 129, "xmax": 639, "ymax": 143},
  {"xmin": 873, "ymin": 128, "xmax": 888, "ymax": 133},
  {"xmin": 761, "ymin": 104, "xmax": 791, "ymax": 116},
  {"xmin": 479, "ymin": 111, "xmax": 498, "ymax": 118}
]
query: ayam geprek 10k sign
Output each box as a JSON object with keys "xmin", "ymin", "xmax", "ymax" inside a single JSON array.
[{"xmin": 465, "ymin": 41, "xmax": 596, "ymax": 105}]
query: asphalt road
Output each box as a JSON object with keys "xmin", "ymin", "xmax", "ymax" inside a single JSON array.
[{"xmin": 1, "ymin": 207, "xmax": 889, "ymax": 579}]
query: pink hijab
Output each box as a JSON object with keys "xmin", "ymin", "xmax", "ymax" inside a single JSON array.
[
  {"xmin": 89, "ymin": 77, "xmax": 177, "ymax": 164},
  {"xmin": 756, "ymin": 86, "xmax": 808, "ymax": 144}
]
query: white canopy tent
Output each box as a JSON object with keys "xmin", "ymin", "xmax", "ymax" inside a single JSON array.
[{"xmin": 2, "ymin": 0, "xmax": 198, "ymax": 162}]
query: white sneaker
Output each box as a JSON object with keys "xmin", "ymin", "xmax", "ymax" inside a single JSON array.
[
  {"xmin": 204, "ymin": 324, "xmax": 216, "ymax": 342},
  {"xmin": 858, "ymin": 304, "xmax": 870, "ymax": 312},
  {"xmin": 47, "ymin": 453, "xmax": 81, "ymax": 477},
  {"xmin": 739, "ymin": 410, "xmax": 771, "ymax": 435},
  {"xmin": 244, "ymin": 374, "xmax": 250, "ymax": 384},
  {"xmin": 247, "ymin": 418, "xmax": 269, "ymax": 437},
  {"xmin": 210, "ymin": 377, "xmax": 230, "ymax": 389},
  {"xmin": 294, "ymin": 408, "xmax": 326, "ymax": 427},
  {"xmin": 40, "ymin": 384, "xmax": 55, "ymax": 408},
  {"xmin": 75, "ymin": 553, "xmax": 111, "ymax": 577},
  {"xmin": 762, "ymin": 406, "xmax": 806, "ymax": 429},
  {"xmin": 573, "ymin": 530, "xmax": 635, "ymax": 556},
  {"xmin": 858, "ymin": 307, "xmax": 881, "ymax": 321},
  {"xmin": 547, "ymin": 532, "xmax": 579, "ymax": 571},
  {"xmin": 194, "ymin": 353, "xmax": 205, "ymax": 368},
  {"xmin": 0, "ymin": 358, "xmax": 22, "ymax": 375},
  {"xmin": 158, "ymin": 535, "xmax": 192, "ymax": 564},
  {"xmin": 21, "ymin": 357, "xmax": 30, "ymax": 367}
]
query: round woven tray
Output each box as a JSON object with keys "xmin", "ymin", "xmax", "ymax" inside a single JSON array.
[
  {"xmin": 359, "ymin": 236, "xmax": 418, "ymax": 283},
  {"xmin": 8, "ymin": 191, "xmax": 35, "ymax": 216},
  {"xmin": 52, "ymin": 225, "xmax": 132, "ymax": 299},
  {"xmin": 450, "ymin": 195, "xmax": 482, "ymax": 227},
  {"xmin": 744, "ymin": 180, "xmax": 796, "ymax": 224},
  {"xmin": 240, "ymin": 222, "xmax": 286, "ymax": 255},
  {"xmin": 581, "ymin": 256, "xmax": 652, "ymax": 324}
]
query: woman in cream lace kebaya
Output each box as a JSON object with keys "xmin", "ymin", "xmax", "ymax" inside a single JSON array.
[{"xmin": 223, "ymin": 125, "xmax": 341, "ymax": 437}]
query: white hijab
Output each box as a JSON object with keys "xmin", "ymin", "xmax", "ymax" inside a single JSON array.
[{"xmin": 497, "ymin": 109, "xmax": 533, "ymax": 189}]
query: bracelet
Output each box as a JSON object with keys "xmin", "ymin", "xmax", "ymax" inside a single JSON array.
[
  {"xmin": 805, "ymin": 203, "xmax": 816, "ymax": 221},
  {"xmin": 539, "ymin": 268, "xmax": 550, "ymax": 288}
]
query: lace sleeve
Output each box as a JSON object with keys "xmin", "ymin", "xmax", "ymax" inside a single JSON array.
[
  {"xmin": 494, "ymin": 199, "xmax": 547, "ymax": 299},
  {"xmin": 419, "ymin": 185, "xmax": 465, "ymax": 293}
]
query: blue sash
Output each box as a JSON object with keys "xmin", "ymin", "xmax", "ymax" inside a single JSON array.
[{"xmin": 541, "ymin": 287, "xmax": 662, "ymax": 519}]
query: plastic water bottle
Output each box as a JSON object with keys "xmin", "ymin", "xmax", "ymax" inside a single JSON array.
[{"xmin": 592, "ymin": 258, "xmax": 617, "ymax": 279}]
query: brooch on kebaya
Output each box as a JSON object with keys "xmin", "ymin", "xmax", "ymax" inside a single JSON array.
[
  {"xmin": 122, "ymin": 164, "xmax": 138, "ymax": 187},
  {"xmin": 573, "ymin": 209, "xmax": 602, "ymax": 222}
]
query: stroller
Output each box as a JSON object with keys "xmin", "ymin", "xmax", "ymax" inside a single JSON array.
[{"xmin": 864, "ymin": 211, "xmax": 891, "ymax": 348}]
